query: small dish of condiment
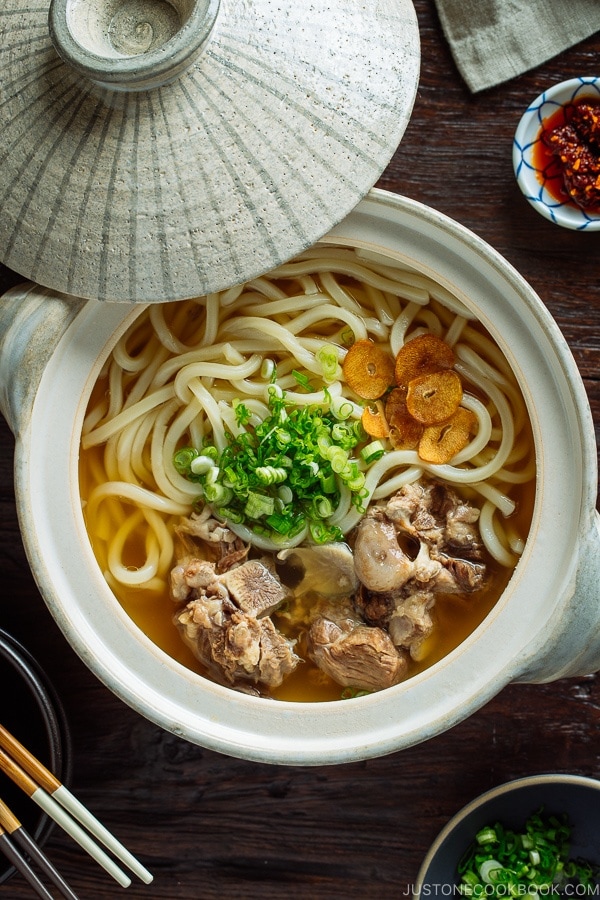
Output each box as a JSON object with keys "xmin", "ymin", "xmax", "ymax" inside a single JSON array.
[{"xmin": 513, "ymin": 77, "xmax": 600, "ymax": 230}]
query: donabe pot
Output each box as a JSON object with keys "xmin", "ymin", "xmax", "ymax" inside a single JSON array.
[{"xmin": 1, "ymin": 190, "xmax": 599, "ymax": 765}]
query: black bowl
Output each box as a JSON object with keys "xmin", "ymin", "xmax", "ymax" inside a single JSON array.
[
  {"xmin": 0, "ymin": 628, "xmax": 72, "ymax": 884},
  {"xmin": 416, "ymin": 774, "xmax": 600, "ymax": 897}
]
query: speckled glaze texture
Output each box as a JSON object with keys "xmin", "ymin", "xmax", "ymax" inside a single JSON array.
[
  {"xmin": 0, "ymin": 284, "xmax": 86, "ymax": 438},
  {"xmin": 49, "ymin": 0, "xmax": 220, "ymax": 91},
  {"xmin": 0, "ymin": 0, "xmax": 420, "ymax": 302},
  {"xmin": 1, "ymin": 192, "xmax": 600, "ymax": 765}
]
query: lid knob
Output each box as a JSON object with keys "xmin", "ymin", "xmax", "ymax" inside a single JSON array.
[{"xmin": 48, "ymin": 0, "xmax": 220, "ymax": 91}]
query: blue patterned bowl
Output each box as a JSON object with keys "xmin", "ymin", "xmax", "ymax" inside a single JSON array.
[{"xmin": 513, "ymin": 77, "xmax": 600, "ymax": 230}]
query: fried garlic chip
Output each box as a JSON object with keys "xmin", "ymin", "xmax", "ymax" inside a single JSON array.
[
  {"xmin": 342, "ymin": 339, "xmax": 395, "ymax": 400},
  {"xmin": 418, "ymin": 407, "xmax": 477, "ymax": 464},
  {"xmin": 394, "ymin": 333, "xmax": 455, "ymax": 387},
  {"xmin": 361, "ymin": 401, "xmax": 390, "ymax": 438},
  {"xmin": 385, "ymin": 387, "xmax": 423, "ymax": 449},
  {"xmin": 406, "ymin": 370, "xmax": 463, "ymax": 425}
]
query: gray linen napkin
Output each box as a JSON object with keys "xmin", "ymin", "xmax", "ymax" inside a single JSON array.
[{"xmin": 433, "ymin": 0, "xmax": 600, "ymax": 93}]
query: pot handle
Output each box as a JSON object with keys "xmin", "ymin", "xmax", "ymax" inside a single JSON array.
[
  {"xmin": 0, "ymin": 282, "xmax": 86, "ymax": 438},
  {"xmin": 515, "ymin": 508, "xmax": 600, "ymax": 682}
]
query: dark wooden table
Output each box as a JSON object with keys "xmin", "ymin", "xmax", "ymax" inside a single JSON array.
[{"xmin": 1, "ymin": 2, "xmax": 599, "ymax": 897}]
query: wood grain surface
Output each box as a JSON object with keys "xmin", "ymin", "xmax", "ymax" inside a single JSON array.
[{"xmin": 1, "ymin": 2, "xmax": 599, "ymax": 897}]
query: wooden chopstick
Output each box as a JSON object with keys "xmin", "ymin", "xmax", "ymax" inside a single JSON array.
[
  {"xmin": 0, "ymin": 723, "xmax": 152, "ymax": 885},
  {"xmin": 0, "ymin": 746, "xmax": 132, "ymax": 888},
  {"xmin": 0, "ymin": 823, "xmax": 55, "ymax": 900},
  {"xmin": 0, "ymin": 797, "xmax": 79, "ymax": 900}
]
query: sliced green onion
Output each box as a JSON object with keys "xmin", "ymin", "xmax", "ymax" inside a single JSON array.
[
  {"xmin": 475, "ymin": 827, "xmax": 498, "ymax": 844},
  {"xmin": 346, "ymin": 473, "xmax": 366, "ymax": 492},
  {"xmin": 265, "ymin": 512, "xmax": 295, "ymax": 534},
  {"xmin": 361, "ymin": 440, "xmax": 386, "ymax": 464},
  {"xmin": 244, "ymin": 491, "xmax": 275, "ymax": 520},
  {"xmin": 330, "ymin": 397, "xmax": 355, "ymax": 420},
  {"xmin": 327, "ymin": 446, "xmax": 348, "ymax": 473},
  {"xmin": 317, "ymin": 434, "xmax": 332, "ymax": 455},
  {"xmin": 340, "ymin": 687, "xmax": 372, "ymax": 699},
  {"xmin": 274, "ymin": 429, "xmax": 292, "ymax": 446},
  {"xmin": 173, "ymin": 447, "xmax": 199, "ymax": 474},
  {"xmin": 479, "ymin": 860, "xmax": 502, "ymax": 884},
  {"xmin": 319, "ymin": 472, "xmax": 336, "ymax": 494},
  {"xmin": 309, "ymin": 520, "xmax": 342, "ymax": 544},
  {"xmin": 261, "ymin": 358, "xmax": 275, "ymax": 379},
  {"xmin": 204, "ymin": 483, "xmax": 233, "ymax": 506},
  {"xmin": 331, "ymin": 422, "xmax": 350, "ymax": 443},
  {"xmin": 313, "ymin": 496, "xmax": 333, "ymax": 518},
  {"xmin": 190, "ymin": 454, "xmax": 217, "ymax": 475},
  {"xmin": 174, "ymin": 372, "xmax": 386, "ymax": 544},
  {"xmin": 205, "ymin": 465, "xmax": 220, "ymax": 485},
  {"xmin": 457, "ymin": 812, "xmax": 599, "ymax": 899},
  {"xmin": 255, "ymin": 465, "xmax": 288, "ymax": 485},
  {"xmin": 292, "ymin": 370, "xmax": 313, "ymax": 391},
  {"xmin": 316, "ymin": 343, "xmax": 340, "ymax": 382},
  {"xmin": 277, "ymin": 484, "xmax": 294, "ymax": 505},
  {"xmin": 217, "ymin": 506, "xmax": 244, "ymax": 524},
  {"xmin": 233, "ymin": 400, "xmax": 251, "ymax": 426}
]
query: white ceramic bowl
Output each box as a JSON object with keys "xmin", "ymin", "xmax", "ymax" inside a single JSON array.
[
  {"xmin": 513, "ymin": 77, "xmax": 600, "ymax": 230},
  {"xmin": 2, "ymin": 189, "xmax": 600, "ymax": 766}
]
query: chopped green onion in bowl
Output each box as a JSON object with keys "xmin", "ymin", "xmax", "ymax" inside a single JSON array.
[
  {"xmin": 415, "ymin": 776, "xmax": 600, "ymax": 900},
  {"xmin": 457, "ymin": 811, "xmax": 599, "ymax": 898}
]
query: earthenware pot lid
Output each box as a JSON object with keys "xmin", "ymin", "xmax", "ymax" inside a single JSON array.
[{"xmin": 0, "ymin": 0, "xmax": 420, "ymax": 303}]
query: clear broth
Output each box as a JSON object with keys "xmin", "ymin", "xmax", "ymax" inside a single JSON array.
[
  {"xmin": 80, "ymin": 440, "xmax": 535, "ymax": 702},
  {"xmin": 79, "ymin": 278, "xmax": 536, "ymax": 702}
]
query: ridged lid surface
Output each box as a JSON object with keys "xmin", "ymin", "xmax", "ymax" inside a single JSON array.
[{"xmin": 0, "ymin": 0, "xmax": 420, "ymax": 302}]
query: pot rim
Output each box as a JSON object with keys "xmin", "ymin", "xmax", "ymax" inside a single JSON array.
[{"xmin": 14, "ymin": 190, "xmax": 598, "ymax": 764}]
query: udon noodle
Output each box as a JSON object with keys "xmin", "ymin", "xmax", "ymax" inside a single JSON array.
[{"xmin": 80, "ymin": 244, "xmax": 535, "ymax": 701}]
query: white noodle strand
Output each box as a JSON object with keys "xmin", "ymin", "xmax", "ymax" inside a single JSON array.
[
  {"xmin": 80, "ymin": 247, "xmax": 535, "ymax": 600},
  {"xmin": 478, "ymin": 501, "xmax": 518, "ymax": 567}
]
